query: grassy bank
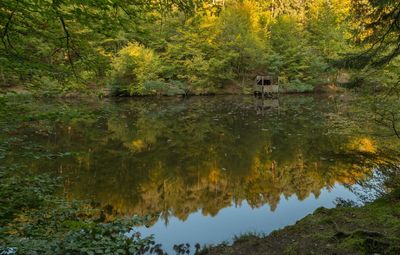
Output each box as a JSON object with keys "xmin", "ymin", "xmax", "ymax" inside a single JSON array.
[{"xmin": 200, "ymin": 190, "xmax": 400, "ymax": 255}]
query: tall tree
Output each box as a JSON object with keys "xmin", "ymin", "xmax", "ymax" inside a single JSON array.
[
  {"xmin": 347, "ymin": 0, "xmax": 400, "ymax": 67},
  {"xmin": 0, "ymin": 0, "xmax": 205, "ymax": 86}
]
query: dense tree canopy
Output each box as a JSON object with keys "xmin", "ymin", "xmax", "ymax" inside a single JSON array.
[
  {"xmin": 348, "ymin": 0, "xmax": 400, "ymax": 67},
  {"xmin": 1, "ymin": 2, "xmax": 400, "ymax": 253},
  {"xmin": 0, "ymin": 0, "xmax": 399, "ymax": 95}
]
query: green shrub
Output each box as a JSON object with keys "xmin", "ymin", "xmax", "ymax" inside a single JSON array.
[
  {"xmin": 110, "ymin": 43, "xmax": 162, "ymax": 96},
  {"xmin": 280, "ymin": 81, "xmax": 314, "ymax": 93}
]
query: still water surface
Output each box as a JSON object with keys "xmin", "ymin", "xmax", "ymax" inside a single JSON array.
[{"xmin": 19, "ymin": 94, "xmax": 396, "ymax": 252}]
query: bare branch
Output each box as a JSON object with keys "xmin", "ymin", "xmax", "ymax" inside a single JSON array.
[
  {"xmin": 59, "ymin": 16, "xmax": 78, "ymax": 78},
  {"xmin": 2, "ymin": 11, "xmax": 15, "ymax": 49}
]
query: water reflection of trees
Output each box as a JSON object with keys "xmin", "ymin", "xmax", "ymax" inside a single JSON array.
[{"xmin": 30, "ymin": 95, "xmax": 398, "ymax": 225}]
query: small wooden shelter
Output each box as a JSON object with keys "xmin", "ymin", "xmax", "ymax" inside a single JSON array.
[{"xmin": 253, "ymin": 75, "xmax": 279, "ymax": 97}]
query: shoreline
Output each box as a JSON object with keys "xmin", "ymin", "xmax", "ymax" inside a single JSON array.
[
  {"xmin": 0, "ymin": 82, "xmax": 346, "ymax": 98},
  {"xmin": 200, "ymin": 190, "xmax": 400, "ymax": 255},
  {"xmin": 0, "ymin": 88, "xmax": 345, "ymax": 99}
]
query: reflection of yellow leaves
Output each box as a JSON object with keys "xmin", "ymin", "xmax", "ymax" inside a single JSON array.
[
  {"xmin": 130, "ymin": 139, "xmax": 146, "ymax": 152},
  {"xmin": 337, "ymin": 168, "xmax": 366, "ymax": 185},
  {"xmin": 68, "ymin": 129, "xmax": 382, "ymax": 222},
  {"xmin": 348, "ymin": 137, "xmax": 377, "ymax": 153},
  {"xmin": 208, "ymin": 169, "xmax": 220, "ymax": 184}
]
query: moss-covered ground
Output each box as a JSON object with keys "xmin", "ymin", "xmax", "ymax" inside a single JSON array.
[{"xmin": 201, "ymin": 190, "xmax": 400, "ymax": 255}]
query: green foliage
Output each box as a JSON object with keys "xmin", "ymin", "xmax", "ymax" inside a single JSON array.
[
  {"xmin": 0, "ymin": 102, "xmax": 165, "ymax": 254},
  {"xmin": 280, "ymin": 81, "xmax": 315, "ymax": 93},
  {"xmin": 110, "ymin": 43, "xmax": 162, "ymax": 95},
  {"xmin": 162, "ymin": 14, "xmax": 233, "ymax": 93},
  {"xmin": 144, "ymin": 80, "xmax": 189, "ymax": 96},
  {"xmin": 0, "ymin": 96, "xmax": 160, "ymax": 254},
  {"xmin": 216, "ymin": 1, "xmax": 266, "ymax": 80},
  {"xmin": 267, "ymin": 1, "xmax": 350, "ymax": 88},
  {"xmin": 346, "ymin": 0, "xmax": 400, "ymax": 67},
  {"xmin": 0, "ymin": 172, "xmax": 161, "ymax": 254},
  {"xmin": 0, "ymin": 168, "xmax": 58, "ymax": 225},
  {"xmin": 1, "ymin": 0, "xmax": 370, "ymax": 95},
  {"xmin": 269, "ymin": 15, "xmax": 312, "ymax": 83}
]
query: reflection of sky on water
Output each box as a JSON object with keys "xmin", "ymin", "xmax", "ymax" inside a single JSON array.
[
  {"xmin": 21, "ymin": 95, "xmax": 397, "ymax": 253},
  {"xmin": 135, "ymin": 184, "xmax": 356, "ymax": 253}
]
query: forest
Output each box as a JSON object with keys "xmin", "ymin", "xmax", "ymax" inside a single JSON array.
[
  {"xmin": 1, "ymin": 0, "xmax": 400, "ymax": 255},
  {"xmin": 1, "ymin": 0, "xmax": 399, "ymax": 96}
]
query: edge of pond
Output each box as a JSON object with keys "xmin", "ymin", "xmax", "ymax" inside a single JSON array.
[{"xmin": 199, "ymin": 189, "xmax": 400, "ymax": 255}]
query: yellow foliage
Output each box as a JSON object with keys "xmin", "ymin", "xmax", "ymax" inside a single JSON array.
[
  {"xmin": 348, "ymin": 137, "xmax": 377, "ymax": 154},
  {"xmin": 130, "ymin": 139, "xmax": 147, "ymax": 152},
  {"xmin": 208, "ymin": 168, "xmax": 221, "ymax": 184}
]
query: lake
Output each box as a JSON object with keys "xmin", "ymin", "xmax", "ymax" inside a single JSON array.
[{"xmin": 8, "ymin": 94, "xmax": 398, "ymax": 253}]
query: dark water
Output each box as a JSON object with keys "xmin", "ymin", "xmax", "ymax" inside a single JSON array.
[{"xmin": 13, "ymin": 94, "xmax": 399, "ymax": 252}]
